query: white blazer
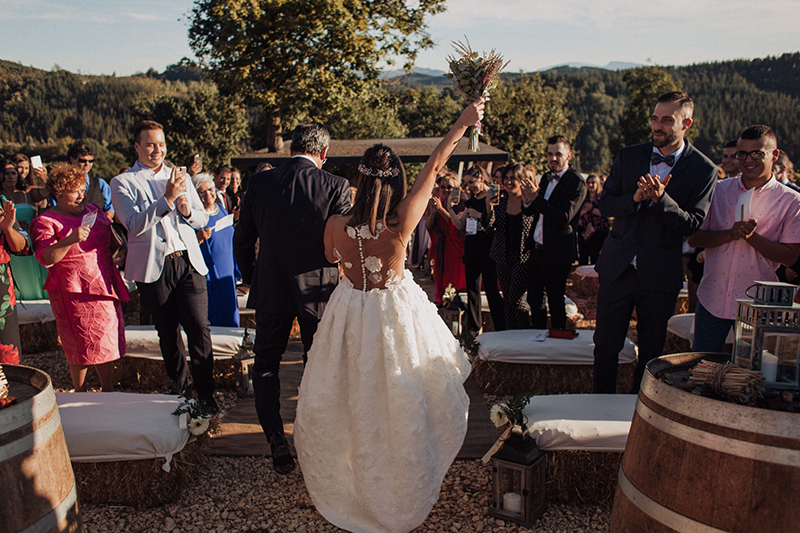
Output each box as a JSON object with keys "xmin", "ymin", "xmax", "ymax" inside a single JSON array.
[{"xmin": 111, "ymin": 162, "xmax": 209, "ymax": 283}]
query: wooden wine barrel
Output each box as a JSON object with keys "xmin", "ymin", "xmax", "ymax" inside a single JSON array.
[
  {"xmin": 0, "ymin": 364, "xmax": 83, "ymax": 533},
  {"xmin": 611, "ymin": 352, "xmax": 800, "ymax": 533}
]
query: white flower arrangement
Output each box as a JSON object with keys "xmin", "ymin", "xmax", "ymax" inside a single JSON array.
[
  {"xmin": 188, "ymin": 417, "xmax": 210, "ymax": 436},
  {"xmin": 489, "ymin": 404, "xmax": 509, "ymax": 428}
]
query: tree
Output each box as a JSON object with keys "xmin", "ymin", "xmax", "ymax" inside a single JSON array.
[
  {"xmin": 188, "ymin": 0, "xmax": 446, "ymax": 149},
  {"xmin": 132, "ymin": 83, "xmax": 248, "ymax": 172},
  {"xmin": 397, "ymin": 86, "xmax": 462, "ymax": 138},
  {"xmin": 482, "ymin": 73, "xmax": 572, "ymax": 171},
  {"xmin": 611, "ymin": 66, "xmax": 684, "ymax": 155}
]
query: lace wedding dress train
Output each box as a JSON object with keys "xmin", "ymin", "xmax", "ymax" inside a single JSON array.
[{"xmin": 295, "ymin": 222, "xmax": 471, "ymax": 533}]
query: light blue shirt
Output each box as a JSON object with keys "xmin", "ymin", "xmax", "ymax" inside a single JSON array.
[{"xmin": 86, "ymin": 174, "xmax": 113, "ymax": 212}]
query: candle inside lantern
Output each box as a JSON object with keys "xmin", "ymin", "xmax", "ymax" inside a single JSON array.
[
  {"xmin": 503, "ymin": 492, "xmax": 521, "ymax": 513},
  {"xmin": 762, "ymin": 352, "xmax": 778, "ymax": 382}
]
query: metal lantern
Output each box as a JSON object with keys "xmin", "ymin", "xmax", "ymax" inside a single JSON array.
[
  {"xmin": 490, "ymin": 424, "xmax": 547, "ymax": 527},
  {"xmin": 440, "ymin": 294, "xmax": 465, "ymax": 336},
  {"xmin": 734, "ymin": 281, "xmax": 800, "ymax": 390}
]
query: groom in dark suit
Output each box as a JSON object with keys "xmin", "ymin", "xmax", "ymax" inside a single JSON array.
[
  {"xmin": 592, "ymin": 91, "xmax": 717, "ymax": 394},
  {"xmin": 234, "ymin": 124, "xmax": 351, "ymax": 473},
  {"xmin": 523, "ymin": 136, "xmax": 586, "ymax": 329}
]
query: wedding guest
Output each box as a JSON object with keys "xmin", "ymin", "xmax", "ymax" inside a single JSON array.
[
  {"xmin": 226, "ymin": 168, "xmax": 244, "ymax": 215},
  {"xmin": 67, "ymin": 142, "xmax": 114, "ymax": 220},
  {"xmin": 31, "ymin": 163, "xmax": 129, "ymax": 391},
  {"xmin": 720, "ymin": 139, "xmax": 740, "ymax": 178},
  {"xmin": 194, "ymin": 174, "xmax": 239, "ymax": 327},
  {"xmin": 578, "ymin": 174, "xmax": 610, "ymax": 265},
  {"xmin": 3, "ymin": 162, "xmax": 49, "ymax": 300},
  {"xmin": 488, "ymin": 163, "xmax": 534, "ymax": 329},
  {"xmin": 446, "ymin": 166, "xmax": 505, "ymax": 334},
  {"xmin": 12, "ymin": 154, "xmax": 32, "ymax": 188},
  {"xmin": 688, "ymin": 125, "xmax": 800, "ymax": 352},
  {"xmin": 0, "ymin": 196, "xmax": 30, "ymax": 365},
  {"xmin": 426, "ymin": 168, "xmax": 466, "ymax": 304},
  {"xmin": 593, "ymin": 91, "xmax": 717, "ymax": 394}
]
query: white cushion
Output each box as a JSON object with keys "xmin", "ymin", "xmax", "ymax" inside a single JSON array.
[
  {"xmin": 477, "ymin": 329, "xmax": 637, "ymax": 365},
  {"xmin": 17, "ymin": 300, "xmax": 55, "ymax": 324},
  {"xmin": 667, "ymin": 313, "xmax": 734, "ymax": 344},
  {"xmin": 125, "ymin": 325, "xmax": 244, "ymax": 359},
  {"xmin": 56, "ymin": 392, "xmax": 190, "ymax": 464},
  {"xmin": 522, "ymin": 393, "xmax": 637, "ymax": 452},
  {"xmin": 457, "ymin": 292, "xmax": 580, "ymax": 317},
  {"xmin": 573, "ymin": 265, "xmax": 598, "ymax": 278}
]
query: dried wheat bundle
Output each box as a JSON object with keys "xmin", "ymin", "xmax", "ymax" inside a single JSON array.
[
  {"xmin": 446, "ymin": 37, "xmax": 509, "ymax": 151},
  {"xmin": 689, "ymin": 360, "xmax": 765, "ymax": 405}
]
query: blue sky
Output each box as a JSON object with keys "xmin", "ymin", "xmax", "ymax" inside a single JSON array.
[{"xmin": 1, "ymin": 0, "xmax": 798, "ymax": 76}]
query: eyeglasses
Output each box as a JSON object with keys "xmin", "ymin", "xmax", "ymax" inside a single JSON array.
[
  {"xmin": 77, "ymin": 158, "xmax": 94, "ymax": 164},
  {"xmin": 734, "ymin": 150, "xmax": 774, "ymax": 161}
]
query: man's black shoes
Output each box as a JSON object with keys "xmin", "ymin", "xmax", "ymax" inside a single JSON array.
[{"xmin": 269, "ymin": 433, "xmax": 295, "ymax": 475}]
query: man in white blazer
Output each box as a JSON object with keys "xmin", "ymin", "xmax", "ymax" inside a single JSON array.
[{"xmin": 111, "ymin": 120, "xmax": 218, "ymax": 412}]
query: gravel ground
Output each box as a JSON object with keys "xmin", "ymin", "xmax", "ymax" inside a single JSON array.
[
  {"xmin": 20, "ymin": 348, "xmax": 612, "ymax": 533},
  {"xmin": 80, "ymin": 456, "xmax": 611, "ymax": 533}
]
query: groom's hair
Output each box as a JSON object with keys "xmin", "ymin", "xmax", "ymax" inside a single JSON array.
[{"xmin": 290, "ymin": 123, "xmax": 330, "ymax": 156}]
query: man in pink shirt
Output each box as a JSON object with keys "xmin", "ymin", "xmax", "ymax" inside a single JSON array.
[{"xmin": 688, "ymin": 125, "xmax": 800, "ymax": 351}]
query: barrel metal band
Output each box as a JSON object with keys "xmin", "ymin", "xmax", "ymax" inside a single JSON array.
[
  {"xmin": 617, "ymin": 468, "xmax": 727, "ymax": 533},
  {"xmin": 19, "ymin": 483, "xmax": 78, "ymax": 533},
  {"xmin": 0, "ymin": 409, "xmax": 62, "ymax": 462},
  {"xmin": 636, "ymin": 400, "xmax": 800, "ymax": 466},
  {"xmin": 3, "ymin": 387, "xmax": 57, "ymax": 434}
]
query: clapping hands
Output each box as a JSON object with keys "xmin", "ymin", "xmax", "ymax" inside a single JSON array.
[{"xmin": 634, "ymin": 173, "xmax": 671, "ymax": 203}]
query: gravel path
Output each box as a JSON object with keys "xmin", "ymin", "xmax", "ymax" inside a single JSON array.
[{"xmin": 80, "ymin": 456, "xmax": 611, "ymax": 533}]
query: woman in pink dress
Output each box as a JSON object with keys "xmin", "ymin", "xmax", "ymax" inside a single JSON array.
[{"xmin": 31, "ymin": 164, "xmax": 129, "ymax": 392}]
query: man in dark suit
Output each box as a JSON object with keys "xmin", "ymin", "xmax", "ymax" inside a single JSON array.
[
  {"xmin": 234, "ymin": 124, "xmax": 351, "ymax": 474},
  {"xmin": 523, "ymin": 136, "xmax": 586, "ymax": 329},
  {"xmin": 593, "ymin": 91, "xmax": 717, "ymax": 394}
]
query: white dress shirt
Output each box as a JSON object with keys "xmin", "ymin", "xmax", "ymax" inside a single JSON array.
[{"xmin": 533, "ymin": 167, "xmax": 569, "ymax": 245}]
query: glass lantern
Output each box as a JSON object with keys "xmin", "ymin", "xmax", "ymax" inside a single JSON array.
[
  {"xmin": 490, "ymin": 424, "xmax": 547, "ymax": 527},
  {"xmin": 734, "ymin": 281, "xmax": 800, "ymax": 390},
  {"xmin": 440, "ymin": 294, "xmax": 465, "ymax": 336}
]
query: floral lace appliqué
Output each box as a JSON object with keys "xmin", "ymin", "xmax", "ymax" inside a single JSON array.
[
  {"xmin": 344, "ymin": 262, "xmax": 353, "ymax": 269},
  {"xmin": 364, "ymin": 256, "xmax": 382, "ymax": 273},
  {"xmin": 385, "ymin": 269, "xmax": 402, "ymax": 288}
]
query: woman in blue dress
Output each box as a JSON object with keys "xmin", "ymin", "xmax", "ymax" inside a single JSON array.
[{"xmin": 193, "ymin": 174, "xmax": 239, "ymax": 327}]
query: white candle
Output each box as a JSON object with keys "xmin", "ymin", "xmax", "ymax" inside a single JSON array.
[
  {"xmin": 503, "ymin": 492, "xmax": 522, "ymax": 513},
  {"xmin": 762, "ymin": 352, "xmax": 779, "ymax": 383}
]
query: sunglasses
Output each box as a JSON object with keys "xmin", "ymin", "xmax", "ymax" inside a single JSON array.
[{"xmin": 77, "ymin": 158, "xmax": 94, "ymax": 164}]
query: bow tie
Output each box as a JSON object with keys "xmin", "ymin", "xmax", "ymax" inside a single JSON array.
[{"xmin": 651, "ymin": 153, "xmax": 676, "ymax": 167}]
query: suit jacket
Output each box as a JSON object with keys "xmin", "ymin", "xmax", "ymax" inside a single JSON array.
[
  {"xmin": 110, "ymin": 161, "xmax": 209, "ymax": 283},
  {"xmin": 523, "ymin": 167, "xmax": 587, "ymax": 265},
  {"xmin": 595, "ymin": 141, "xmax": 717, "ymax": 292},
  {"xmin": 234, "ymin": 157, "xmax": 351, "ymax": 319}
]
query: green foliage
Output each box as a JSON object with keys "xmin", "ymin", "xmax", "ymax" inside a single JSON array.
[
  {"xmin": 612, "ymin": 66, "xmax": 683, "ymax": 155},
  {"xmin": 132, "ymin": 83, "xmax": 248, "ymax": 172},
  {"xmin": 397, "ymin": 86, "xmax": 462, "ymax": 138},
  {"xmin": 308, "ymin": 83, "xmax": 406, "ymax": 140},
  {"xmin": 482, "ymin": 73, "xmax": 572, "ymax": 171},
  {"xmin": 188, "ymin": 0, "xmax": 446, "ymax": 124}
]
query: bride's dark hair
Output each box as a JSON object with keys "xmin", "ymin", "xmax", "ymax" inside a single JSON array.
[{"xmin": 348, "ymin": 144, "xmax": 407, "ymax": 234}]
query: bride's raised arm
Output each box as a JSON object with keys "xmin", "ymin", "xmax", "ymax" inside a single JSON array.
[{"xmin": 396, "ymin": 99, "xmax": 485, "ymax": 237}]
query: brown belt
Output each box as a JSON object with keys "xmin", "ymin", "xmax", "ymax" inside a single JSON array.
[{"xmin": 166, "ymin": 250, "xmax": 186, "ymax": 260}]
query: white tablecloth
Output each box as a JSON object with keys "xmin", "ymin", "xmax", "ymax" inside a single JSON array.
[
  {"xmin": 125, "ymin": 325, "xmax": 244, "ymax": 359},
  {"xmin": 573, "ymin": 265, "xmax": 598, "ymax": 279},
  {"xmin": 477, "ymin": 329, "xmax": 637, "ymax": 365},
  {"xmin": 522, "ymin": 393, "xmax": 637, "ymax": 452},
  {"xmin": 56, "ymin": 392, "xmax": 189, "ymax": 466}
]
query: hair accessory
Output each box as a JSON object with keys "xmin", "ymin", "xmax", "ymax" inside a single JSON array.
[{"xmin": 358, "ymin": 164, "xmax": 399, "ymax": 178}]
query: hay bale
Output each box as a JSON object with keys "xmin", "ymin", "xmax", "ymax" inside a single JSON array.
[
  {"xmin": 114, "ymin": 356, "xmax": 241, "ymax": 391},
  {"xmin": 547, "ymin": 450, "xmax": 622, "ymax": 506},
  {"xmin": 20, "ymin": 321, "xmax": 61, "ymax": 354},
  {"xmin": 570, "ymin": 272, "xmax": 599, "ymax": 297},
  {"xmin": 662, "ymin": 331, "xmax": 691, "ymax": 355},
  {"xmin": 72, "ymin": 438, "xmax": 205, "ymax": 509},
  {"xmin": 471, "ymin": 358, "xmax": 635, "ymax": 395}
]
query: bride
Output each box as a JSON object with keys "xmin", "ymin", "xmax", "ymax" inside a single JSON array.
[{"xmin": 294, "ymin": 99, "xmax": 485, "ymax": 533}]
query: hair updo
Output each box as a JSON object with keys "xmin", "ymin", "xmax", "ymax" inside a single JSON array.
[{"xmin": 348, "ymin": 144, "xmax": 407, "ymax": 235}]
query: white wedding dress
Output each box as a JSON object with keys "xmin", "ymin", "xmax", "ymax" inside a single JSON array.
[{"xmin": 295, "ymin": 221, "xmax": 471, "ymax": 533}]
